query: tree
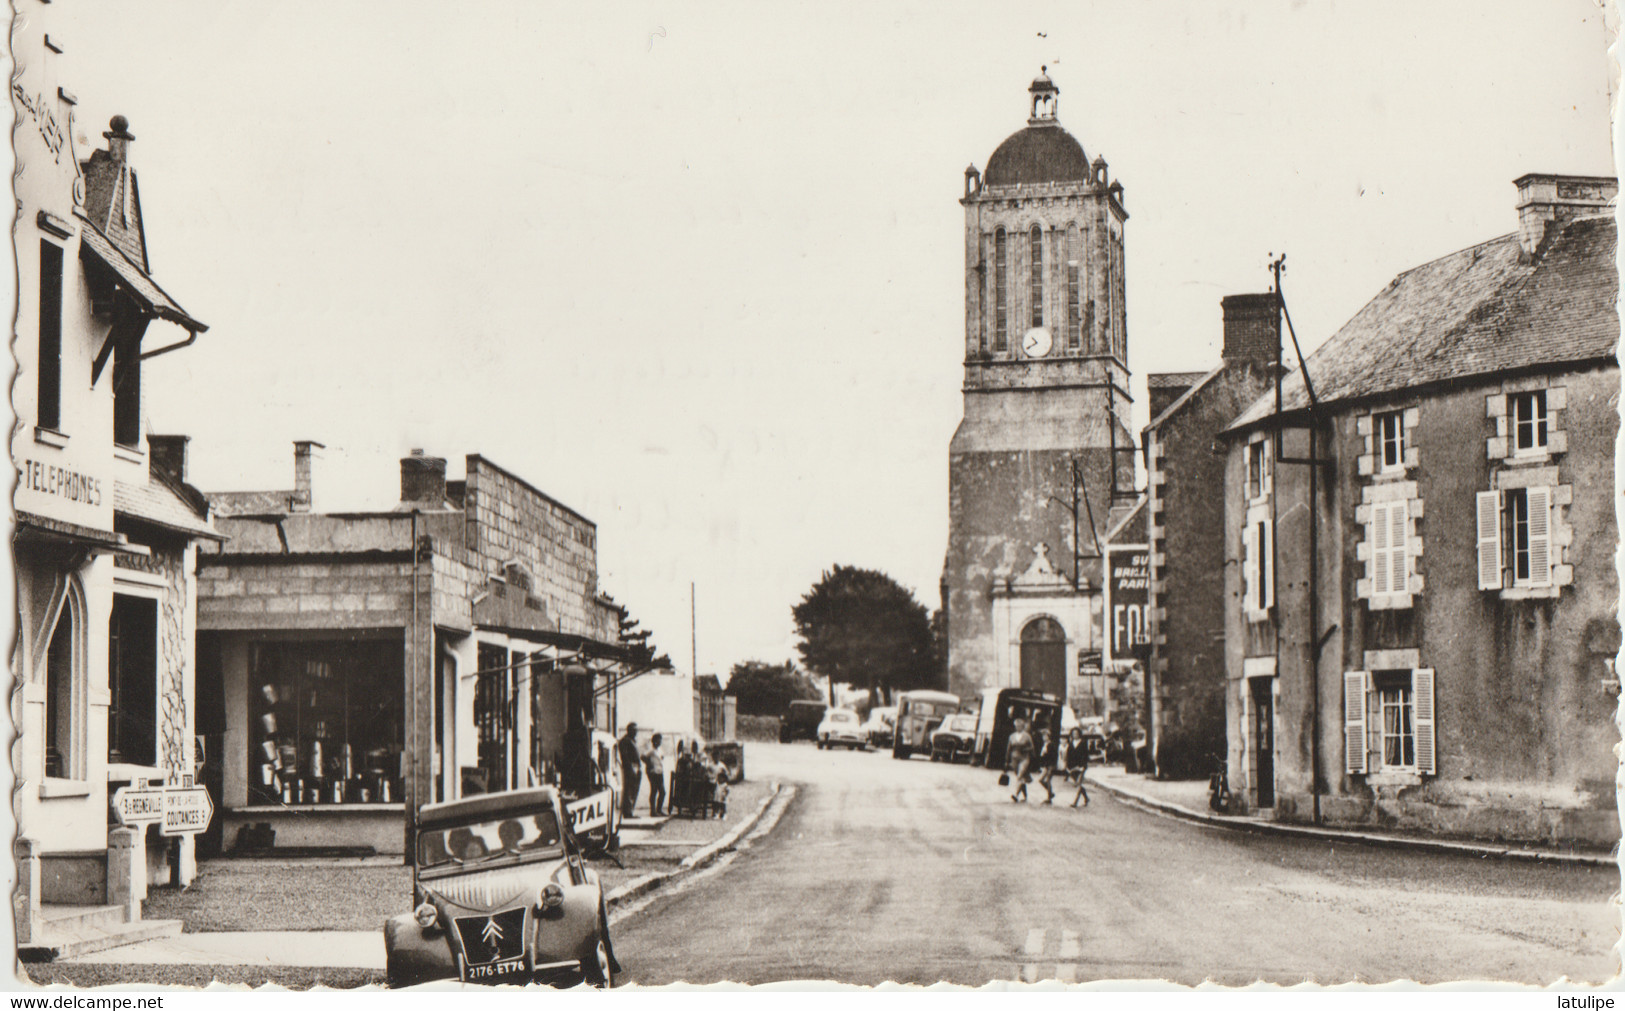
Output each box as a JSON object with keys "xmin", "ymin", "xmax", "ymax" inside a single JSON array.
[
  {"xmin": 792, "ymin": 565, "xmax": 940, "ymax": 709},
  {"xmin": 726, "ymin": 660, "xmax": 822, "ymax": 717}
]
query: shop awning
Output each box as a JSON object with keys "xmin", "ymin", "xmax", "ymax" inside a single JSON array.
[
  {"xmin": 15, "ymin": 510, "xmax": 149, "ymax": 557},
  {"xmin": 77, "ymin": 219, "xmax": 207, "ymax": 333}
]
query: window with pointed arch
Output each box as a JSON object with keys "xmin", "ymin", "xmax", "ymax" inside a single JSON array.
[
  {"xmin": 993, "ymin": 228, "xmax": 1008, "ymax": 352},
  {"xmin": 44, "ymin": 581, "xmax": 85, "ymax": 780},
  {"xmin": 1029, "ymin": 225, "xmax": 1044, "ymax": 329}
]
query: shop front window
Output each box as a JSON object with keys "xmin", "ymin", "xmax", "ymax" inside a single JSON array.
[{"xmin": 248, "ymin": 639, "xmax": 404, "ymax": 805}]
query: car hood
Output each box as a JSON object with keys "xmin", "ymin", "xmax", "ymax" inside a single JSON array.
[
  {"xmin": 933, "ymin": 729, "xmax": 974, "ymax": 742},
  {"xmin": 420, "ymin": 863, "xmax": 558, "ymax": 916}
]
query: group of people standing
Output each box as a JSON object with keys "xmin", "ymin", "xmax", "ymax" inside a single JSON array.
[
  {"xmin": 615, "ymin": 722, "xmax": 728, "ymax": 818},
  {"xmin": 1003, "ymin": 719, "xmax": 1091, "ymax": 808}
]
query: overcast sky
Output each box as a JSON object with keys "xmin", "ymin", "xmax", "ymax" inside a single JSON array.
[{"xmin": 26, "ymin": 1, "xmax": 1616, "ymax": 678}]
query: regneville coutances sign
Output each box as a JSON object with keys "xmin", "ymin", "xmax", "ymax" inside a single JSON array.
[{"xmin": 112, "ymin": 779, "xmax": 215, "ymax": 836}]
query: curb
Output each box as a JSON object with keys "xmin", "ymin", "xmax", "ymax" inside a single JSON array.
[
  {"xmin": 1087, "ymin": 771, "xmax": 1616, "ymax": 867},
  {"xmin": 604, "ymin": 781, "xmax": 788, "ymax": 909}
]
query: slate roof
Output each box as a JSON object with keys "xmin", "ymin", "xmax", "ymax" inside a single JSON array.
[
  {"xmin": 78, "ymin": 217, "xmax": 206, "ymax": 332},
  {"xmin": 1230, "ymin": 215, "xmax": 1618, "ymax": 431},
  {"xmin": 1148, "ymin": 371, "xmax": 1208, "ymax": 389},
  {"xmin": 115, "ymin": 476, "xmax": 221, "ymax": 540},
  {"xmin": 1148, "ymin": 364, "xmax": 1225, "ymax": 429}
]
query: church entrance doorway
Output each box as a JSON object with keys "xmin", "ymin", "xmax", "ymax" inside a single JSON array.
[{"xmin": 1019, "ymin": 617, "xmax": 1067, "ymax": 698}]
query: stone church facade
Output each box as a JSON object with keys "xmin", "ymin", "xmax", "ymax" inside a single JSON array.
[{"xmin": 944, "ymin": 70, "xmax": 1136, "ymax": 703}]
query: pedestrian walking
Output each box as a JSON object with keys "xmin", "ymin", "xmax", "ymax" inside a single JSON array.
[
  {"xmin": 1006, "ymin": 718, "xmax": 1034, "ymax": 803},
  {"xmin": 1035, "ymin": 726, "xmax": 1058, "ymax": 804},
  {"xmin": 644, "ymin": 732, "xmax": 667, "ymax": 816},
  {"xmin": 1069, "ymin": 728, "xmax": 1091, "ymax": 808},
  {"xmin": 617, "ymin": 722, "xmax": 642, "ymax": 819}
]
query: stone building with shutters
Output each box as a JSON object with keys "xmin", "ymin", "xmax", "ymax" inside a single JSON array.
[
  {"xmin": 1138, "ymin": 294, "xmax": 1280, "ymax": 778},
  {"xmin": 197, "ymin": 446, "xmax": 659, "ymax": 855},
  {"xmin": 943, "ymin": 69, "xmax": 1137, "ymax": 706},
  {"xmin": 11, "ymin": 4, "xmax": 220, "ymax": 950},
  {"xmin": 1219, "ymin": 174, "xmax": 1619, "ymax": 848}
]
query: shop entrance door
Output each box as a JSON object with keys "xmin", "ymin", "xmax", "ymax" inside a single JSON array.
[{"xmin": 1250, "ymin": 677, "xmax": 1275, "ymax": 808}]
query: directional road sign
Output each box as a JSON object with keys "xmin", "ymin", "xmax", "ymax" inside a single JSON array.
[
  {"xmin": 161, "ymin": 785, "xmax": 215, "ymax": 837},
  {"xmin": 111, "ymin": 783, "xmax": 166, "ymax": 827}
]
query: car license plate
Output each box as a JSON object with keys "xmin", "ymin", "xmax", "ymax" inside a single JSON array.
[{"xmin": 463, "ymin": 955, "xmax": 527, "ymax": 983}]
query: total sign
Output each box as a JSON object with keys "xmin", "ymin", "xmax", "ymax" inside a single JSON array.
[{"xmin": 1106, "ymin": 544, "xmax": 1151, "ymax": 663}]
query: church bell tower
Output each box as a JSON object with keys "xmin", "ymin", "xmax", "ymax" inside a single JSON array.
[{"xmin": 943, "ymin": 68, "xmax": 1134, "ymax": 702}]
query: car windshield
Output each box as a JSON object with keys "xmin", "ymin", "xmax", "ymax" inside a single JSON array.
[
  {"xmin": 941, "ymin": 715, "xmax": 976, "ymax": 733},
  {"xmin": 909, "ymin": 701, "xmax": 958, "ymax": 718},
  {"xmin": 829, "ymin": 711, "xmax": 856, "ymax": 724},
  {"xmin": 417, "ymin": 809, "xmax": 563, "ymax": 869}
]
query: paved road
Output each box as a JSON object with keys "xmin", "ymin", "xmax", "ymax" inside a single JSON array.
[{"xmin": 613, "ymin": 742, "xmax": 1618, "ymax": 987}]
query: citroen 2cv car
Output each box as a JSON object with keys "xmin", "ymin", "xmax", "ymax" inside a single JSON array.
[{"xmin": 385, "ymin": 787, "xmax": 619, "ymax": 988}]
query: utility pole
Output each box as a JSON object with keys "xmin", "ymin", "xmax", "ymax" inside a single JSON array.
[
  {"xmin": 690, "ymin": 582, "xmax": 697, "ymax": 679},
  {"xmin": 1269, "ymin": 252, "xmax": 1330, "ymax": 825}
]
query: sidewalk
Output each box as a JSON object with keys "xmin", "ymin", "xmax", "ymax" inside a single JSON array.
[
  {"xmin": 35, "ymin": 777, "xmax": 787, "ymax": 979},
  {"xmin": 1085, "ymin": 765, "xmax": 1616, "ymax": 867}
]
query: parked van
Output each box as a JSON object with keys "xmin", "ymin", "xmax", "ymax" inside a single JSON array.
[
  {"xmin": 779, "ymin": 700, "xmax": 827, "ymax": 743},
  {"xmin": 972, "ymin": 687, "xmax": 1063, "ymax": 770},
  {"xmin": 890, "ymin": 690, "xmax": 963, "ymax": 759}
]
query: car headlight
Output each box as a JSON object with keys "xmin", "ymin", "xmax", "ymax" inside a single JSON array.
[
  {"xmin": 537, "ymin": 882, "xmax": 565, "ymax": 911},
  {"xmin": 414, "ymin": 902, "xmax": 438, "ymax": 929}
]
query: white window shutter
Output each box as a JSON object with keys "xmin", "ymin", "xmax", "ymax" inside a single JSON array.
[
  {"xmin": 1476, "ymin": 490, "xmax": 1502, "ymax": 590},
  {"xmin": 1526, "ymin": 487, "xmax": 1552, "ymax": 587},
  {"xmin": 1344, "ymin": 671, "xmax": 1368, "ymax": 774},
  {"xmin": 1412, "ymin": 667, "xmax": 1435, "ymax": 775},
  {"xmin": 1243, "ymin": 523, "xmax": 1258, "ymax": 611},
  {"xmin": 1261, "ymin": 520, "xmax": 1275, "ymax": 609},
  {"xmin": 1388, "ymin": 501, "xmax": 1408, "ymax": 594},
  {"xmin": 1370, "ymin": 505, "xmax": 1390, "ymax": 595}
]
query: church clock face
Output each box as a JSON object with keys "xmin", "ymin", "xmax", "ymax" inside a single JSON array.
[{"xmin": 1022, "ymin": 327, "xmax": 1053, "ymax": 358}]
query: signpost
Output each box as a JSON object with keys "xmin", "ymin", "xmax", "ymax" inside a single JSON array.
[
  {"xmin": 110, "ymin": 782, "xmax": 166, "ymax": 827},
  {"xmin": 160, "ymin": 784, "xmax": 215, "ymax": 837}
]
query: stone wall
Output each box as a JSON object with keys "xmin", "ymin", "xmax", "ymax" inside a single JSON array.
[
  {"xmin": 463, "ymin": 456, "xmax": 604, "ymax": 639},
  {"xmin": 1235, "ymin": 363, "xmax": 1621, "ymax": 847},
  {"xmin": 1146, "ymin": 360, "xmax": 1276, "ymax": 778}
]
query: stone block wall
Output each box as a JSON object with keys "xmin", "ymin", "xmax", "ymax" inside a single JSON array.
[{"xmin": 463, "ymin": 456, "xmax": 601, "ymax": 638}]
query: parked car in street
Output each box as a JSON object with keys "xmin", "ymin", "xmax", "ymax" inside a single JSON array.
[
  {"xmin": 862, "ymin": 706, "xmax": 897, "ymax": 750},
  {"xmin": 891, "ymin": 690, "xmax": 963, "ymax": 759},
  {"xmin": 385, "ymin": 787, "xmax": 618, "ymax": 988},
  {"xmin": 929, "ymin": 713, "xmax": 978, "ymax": 763},
  {"xmin": 779, "ymin": 700, "xmax": 827, "ymax": 743},
  {"xmin": 816, "ymin": 708, "xmax": 867, "ymax": 750}
]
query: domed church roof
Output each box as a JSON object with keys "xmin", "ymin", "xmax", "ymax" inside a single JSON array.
[{"xmin": 981, "ymin": 68, "xmax": 1092, "ymax": 188}]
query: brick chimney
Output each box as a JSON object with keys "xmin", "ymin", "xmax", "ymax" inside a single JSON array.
[
  {"xmin": 292, "ymin": 440, "xmax": 323, "ymax": 513},
  {"xmin": 400, "ymin": 449, "xmax": 448, "ymax": 508},
  {"xmin": 1221, "ymin": 293, "xmax": 1280, "ymax": 365},
  {"xmin": 1515, "ymin": 173, "xmax": 1616, "ymax": 258},
  {"xmin": 148, "ymin": 434, "xmax": 188, "ymax": 486}
]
